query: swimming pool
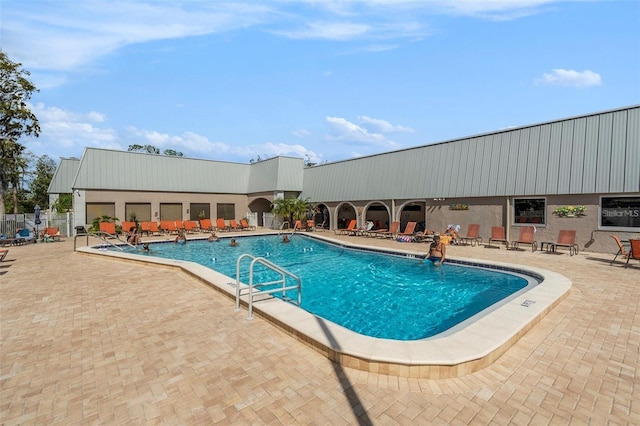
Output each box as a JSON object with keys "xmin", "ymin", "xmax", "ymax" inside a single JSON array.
[{"xmin": 118, "ymin": 235, "xmax": 536, "ymax": 340}]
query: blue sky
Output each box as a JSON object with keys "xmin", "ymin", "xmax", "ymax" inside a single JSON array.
[{"xmin": 3, "ymin": 0, "xmax": 639, "ymax": 165}]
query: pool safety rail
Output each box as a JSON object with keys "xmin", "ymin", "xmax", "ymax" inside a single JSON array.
[
  {"xmin": 235, "ymin": 253, "xmax": 301, "ymax": 320},
  {"xmin": 73, "ymin": 231, "xmax": 138, "ymax": 252}
]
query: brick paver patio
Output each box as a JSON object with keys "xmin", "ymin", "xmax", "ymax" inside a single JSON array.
[{"xmin": 1, "ymin": 232, "xmax": 638, "ymax": 424}]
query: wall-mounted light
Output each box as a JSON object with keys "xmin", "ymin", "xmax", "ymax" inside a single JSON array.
[
  {"xmin": 74, "ymin": 190, "xmax": 81, "ymax": 196},
  {"xmin": 154, "ymin": 211, "xmax": 158, "ymax": 218},
  {"xmin": 433, "ymin": 198, "xmax": 446, "ymax": 201}
]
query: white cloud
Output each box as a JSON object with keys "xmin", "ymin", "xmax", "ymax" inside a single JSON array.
[
  {"xmin": 325, "ymin": 116, "xmax": 400, "ymax": 148},
  {"xmin": 291, "ymin": 129, "xmax": 311, "ymax": 137},
  {"xmin": 2, "ymin": 1, "xmax": 274, "ymax": 73},
  {"xmin": 537, "ymin": 68, "xmax": 602, "ymax": 87},
  {"xmin": 358, "ymin": 115, "xmax": 414, "ymax": 133},
  {"xmin": 273, "ymin": 21, "xmax": 371, "ymax": 40},
  {"xmin": 125, "ymin": 127, "xmax": 230, "ymax": 155}
]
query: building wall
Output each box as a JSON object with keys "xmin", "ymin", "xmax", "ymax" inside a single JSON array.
[{"xmin": 82, "ymin": 190, "xmax": 249, "ymax": 227}]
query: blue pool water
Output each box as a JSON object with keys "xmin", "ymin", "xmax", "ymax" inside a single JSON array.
[{"xmin": 117, "ymin": 235, "xmax": 531, "ymax": 340}]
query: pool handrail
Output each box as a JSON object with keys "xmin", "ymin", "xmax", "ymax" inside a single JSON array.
[{"xmin": 235, "ymin": 253, "xmax": 301, "ymax": 320}]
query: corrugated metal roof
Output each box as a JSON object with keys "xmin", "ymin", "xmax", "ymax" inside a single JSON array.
[
  {"xmin": 73, "ymin": 148, "xmax": 251, "ymax": 193},
  {"xmin": 51, "ymin": 106, "xmax": 639, "ymax": 201},
  {"xmin": 47, "ymin": 157, "xmax": 80, "ymax": 194},
  {"xmin": 301, "ymin": 105, "xmax": 640, "ymax": 201},
  {"xmin": 247, "ymin": 156, "xmax": 304, "ymax": 193}
]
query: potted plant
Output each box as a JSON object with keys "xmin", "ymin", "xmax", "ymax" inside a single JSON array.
[{"xmin": 554, "ymin": 205, "xmax": 586, "ymax": 217}]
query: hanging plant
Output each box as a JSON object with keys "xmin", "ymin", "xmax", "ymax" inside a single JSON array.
[{"xmin": 449, "ymin": 203, "xmax": 469, "ymax": 210}]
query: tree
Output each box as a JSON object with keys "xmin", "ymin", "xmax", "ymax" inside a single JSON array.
[
  {"xmin": 163, "ymin": 149, "xmax": 183, "ymax": 157},
  {"xmin": 30, "ymin": 155, "xmax": 56, "ymax": 209},
  {"xmin": 271, "ymin": 197, "xmax": 310, "ymax": 227},
  {"xmin": 128, "ymin": 144, "xmax": 159, "ymax": 154},
  {"xmin": 50, "ymin": 193, "xmax": 72, "ymax": 213},
  {"xmin": 0, "ymin": 51, "xmax": 40, "ymax": 214},
  {"xmin": 128, "ymin": 144, "xmax": 183, "ymax": 156}
]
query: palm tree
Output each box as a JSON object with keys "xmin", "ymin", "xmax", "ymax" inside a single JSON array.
[{"xmin": 271, "ymin": 197, "xmax": 310, "ymax": 227}]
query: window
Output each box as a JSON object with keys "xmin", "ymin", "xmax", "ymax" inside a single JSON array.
[
  {"xmin": 513, "ymin": 198, "xmax": 546, "ymax": 225},
  {"xmin": 86, "ymin": 203, "xmax": 115, "ymax": 223},
  {"xmin": 217, "ymin": 203, "xmax": 235, "ymax": 220},
  {"xmin": 190, "ymin": 203, "xmax": 210, "ymax": 221},
  {"xmin": 160, "ymin": 203, "xmax": 182, "ymax": 221},
  {"xmin": 125, "ymin": 203, "xmax": 151, "ymax": 222},
  {"xmin": 600, "ymin": 196, "xmax": 640, "ymax": 231}
]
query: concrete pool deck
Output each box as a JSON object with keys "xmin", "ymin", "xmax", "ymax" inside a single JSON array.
[{"xmin": 1, "ymin": 230, "xmax": 638, "ymax": 423}]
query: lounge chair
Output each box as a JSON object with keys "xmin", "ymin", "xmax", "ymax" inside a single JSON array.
[
  {"xmin": 610, "ymin": 235, "xmax": 630, "ymax": 264},
  {"xmin": 99, "ymin": 222, "xmax": 117, "ymax": 237},
  {"xmin": 548, "ymin": 230, "xmax": 579, "ymax": 256},
  {"xmin": 306, "ymin": 219, "xmax": 316, "ymax": 231},
  {"xmin": 184, "ymin": 220, "xmax": 199, "ymax": 233},
  {"xmin": 0, "ymin": 237, "xmax": 15, "ymax": 247},
  {"xmin": 216, "ymin": 218, "xmax": 230, "ymax": 232},
  {"xmin": 229, "ymin": 220, "xmax": 241, "ymax": 231},
  {"xmin": 0, "ymin": 249, "xmax": 8, "ymax": 262},
  {"xmin": 160, "ymin": 220, "xmax": 178, "ymax": 235},
  {"xmin": 510, "ymin": 226, "xmax": 537, "ymax": 251},
  {"xmin": 240, "ymin": 219, "xmax": 256, "ymax": 231},
  {"xmin": 369, "ymin": 221, "xmax": 400, "ymax": 239},
  {"xmin": 488, "ymin": 226, "xmax": 509, "ymax": 249},
  {"xmin": 459, "ymin": 224, "xmax": 482, "ymax": 247},
  {"xmin": 42, "ymin": 227, "xmax": 62, "ymax": 242},
  {"xmin": 175, "ymin": 220, "xmax": 185, "ymax": 232},
  {"xmin": 139, "ymin": 221, "xmax": 151, "ymax": 236},
  {"xmin": 200, "ymin": 219, "xmax": 214, "ymax": 232},
  {"xmin": 625, "ymin": 239, "xmax": 640, "ymax": 268},
  {"xmin": 149, "ymin": 222, "xmax": 161, "ymax": 235},
  {"xmin": 335, "ymin": 219, "xmax": 357, "ymax": 235},
  {"xmin": 121, "ymin": 221, "xmax": 136, "ymax": 236},
  {"xmin": 396, "ymin": 222, "xmax": 417, "ymax": 239}
]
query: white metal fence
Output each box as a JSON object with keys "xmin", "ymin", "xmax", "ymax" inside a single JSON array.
[{"xmin": 0, "ymin": 212, "xmax": 75, "ymax": 237}]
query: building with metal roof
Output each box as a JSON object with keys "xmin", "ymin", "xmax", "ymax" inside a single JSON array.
[{"xmin": 49, "ymin": 105, "xmax": 640, "ymax": 253}]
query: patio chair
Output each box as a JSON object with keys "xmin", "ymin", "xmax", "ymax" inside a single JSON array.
[
  {"xmin": 610, "ymin": 235, "xmax": 630, "ymax": 265},
  {"xmin": 240, "ymin": 219, "xmax": 256, "ymax": 231},
  {"xmin": 510, "ymin": 226, "xmax": 537, "ymax": 252},
  {"xmin": 397, "ymin": 222, "xmax": 417, "ymax": 238},
  {"xmin": 199, "ymin": 218, "xmax": 214, "ymax": 232},
  {"xmin": 369, "ymin": 221, "xmax": 400, "ymax": 239},
  {"xmin": 625, "ymin": 239, "xmax": 640, "ymax": 268},
  {"xmin": 548, "ymin": 230, "xmax": 579, "ymax": 256},
  {"xmin": 139, "ymin": 221, "xmax": 151, "ymax": 236},
  {"xmin": 306, "ymin": 220, "xmax": 316, "ymax": 231},
  {"xmin": 229, "ymin": 220, "xmax": 242, "ymax": 231},
  {"xmin": 216, "ymin": 218, "xmax": 230, "ymax": 232},
  {"xmin": 459, "ymin": 224, "xmax": 482, "ymax": 247},
  {"xmin": 121, "ymin": 221, "xmax": 136, "ymax": 236},
  {"xmin": 184, "ymin": 220, "xmax": 199, "ymax": 233},
  {"xmin": 160, "ymin": 220, "xmax": 178, "ymax": 235},
  {"xmin": 149, "ymin": 222, "xmax": 161, "ymax": 235},
  {"xmin": 42, "ymin": 227, "xmax": 62, "ymax": 242},
  {"xmin": 488, "ymin": 226, "xmax": 509, "ymax": 249},
  {"xmin": 99, "ymin": 222, "xmax": 117, "ymax": 237},
  {"xmin": 335, "ymin": 219, "xmax": 357, "ymax": 235},
  {"xmin": 0, "ymin": 249, "xmax": 8, "ymax": 262}
]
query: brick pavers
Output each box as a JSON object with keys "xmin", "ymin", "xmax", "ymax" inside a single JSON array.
[{"xmin": 1, "ymin": 235, "xmax": 638, "ymax": 424}]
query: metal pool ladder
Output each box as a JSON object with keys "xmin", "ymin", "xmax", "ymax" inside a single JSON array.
[{"xmin": 235, "ymin": 254, "xmax": 301, "ymax": 320}]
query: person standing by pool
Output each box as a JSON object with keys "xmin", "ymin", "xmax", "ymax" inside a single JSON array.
[{"xmin": 426, "ymin": 235, "xmax": 446, "ymax": 266}]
